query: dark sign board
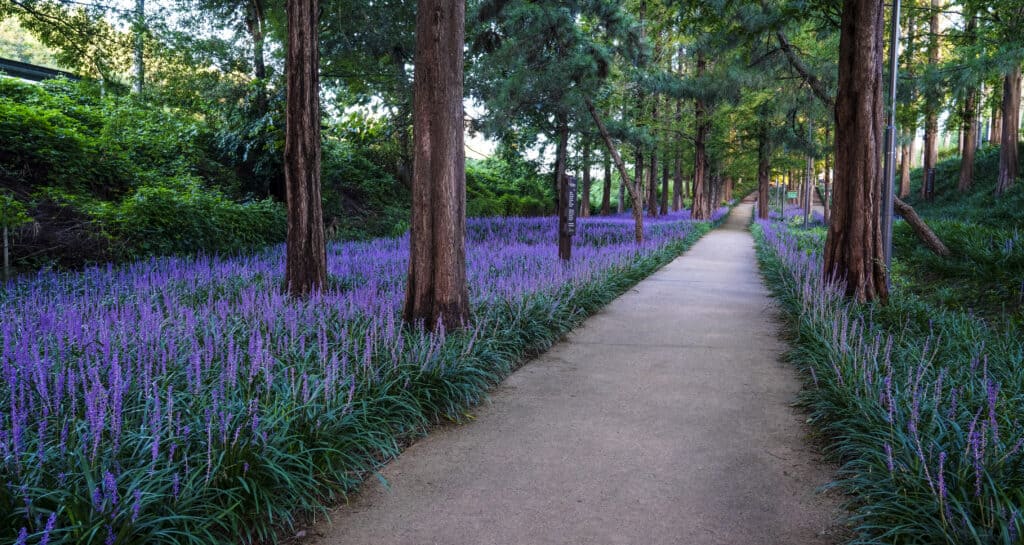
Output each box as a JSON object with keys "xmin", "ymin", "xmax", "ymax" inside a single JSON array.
[{"xmin": 565, "ymin": 175, "xmax": 577, "ymax": 236}]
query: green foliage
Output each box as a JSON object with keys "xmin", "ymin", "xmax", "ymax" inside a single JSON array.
[
  {"xmin": 895, "ymin": 144, "xmax": 1024, "ymax": 324},
  {"xmin": 92, "ymin": 177, "xmax": 285, "ymax": 258},
  {"xmin": 0, "ymin": 190, "xmax": 29, "ymax": 228},
  {"xmin": 0, "ymin": 76, "xmax": 289, "ymax": 265},
  {"xmin": 754, "ymin": 220, "xmax": 1024, "ymax": 544},
  {"xmin": 465, "ymin": 154, "xmax": 553, "ymax": 217}
]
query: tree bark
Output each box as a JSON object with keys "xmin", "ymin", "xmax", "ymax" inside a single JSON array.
[
  {"xmin": 691, "ymin": 51, "xmax": 710, "ymax": 220},
  {"xmin": 921, "ymin": 0, "xmax": 941, "ymax": 200},
  {"xmin": 899, "ymin": 133, "xmax": 913, "ymax": 198},
  {"xmin": 586, "ymin": 98, "xmax": 645, "ymax": 242},
  {"xmin": 958, "ymin": 65, "xmax": 979, "ymax": 192},
  {"xmin": 404, "ymin": 0, "xmax": 469, "ymax": 330},
  {"xmin": 996, "ymin": 65, "xmax": 1022, "ymax": 196},
  {"xmin": 894, "ymin": 197, "xmax": 951, "ymax": 256},
  {"xmin": 661, "ymin": 150, "xmax": 670, "ymax": 214},
  {"xmin": 133, "ymin": 0, "xmax": 144, "ymax": 94},
  {"xmin": 601, "ymin": 151, "xmax": 612, "ymax": 215},
  {"xmin": 284, "ymin": 0, "xmax": 326, "ymax": 297},
  {"xmin": 673, "ymin": 98, "xmax": 683, "ymax": 211},
  {"xmin": 635, "ymin": 148, "xmax": 644, "ymax": 214},
  {"xmin": 824, "ymin": 0, "xmax": 888, "ymax": 303},
  {"xmin": 991, "ymin": 98, "xmax": 1003, "ymax": 145},
  {"xmin": 648, "ymin": 95, "xmax": 659, "ymax": 217},
  {"xmin": 556, "ymin": 118, "xmax": 572, "ymax": 260},
  {"xmin": 824, "ymin": 123, "xmax": 832, "ymax": 224},
  {"xmin": 581, "ymin": 140, "xmax": 591, "ymax": 217},
  {"xmin": 245, "ymin": 0, "xmax": 267, "ymax": 79},
  {"xmin": 757, "ymin": 127, "xmax": 771, "ymax": 220}
]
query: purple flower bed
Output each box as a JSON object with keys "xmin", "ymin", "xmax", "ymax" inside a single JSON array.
[
  {"xmin": 753, "ymin": 218, "xmax": 1024, "ymax": 544},
  {"xmin": 1, "ymin": 208, "xmax": 725, "ymax": 545}
]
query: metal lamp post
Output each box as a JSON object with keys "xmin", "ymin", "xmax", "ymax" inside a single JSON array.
[{"xmin": 880, "ymin": 0, "xmax": 902, "ymax": 291}]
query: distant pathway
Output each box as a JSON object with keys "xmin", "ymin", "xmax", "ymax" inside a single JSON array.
[{"xmin": 310, "ymin": 199, "xmax": 844, "ymax": 545}]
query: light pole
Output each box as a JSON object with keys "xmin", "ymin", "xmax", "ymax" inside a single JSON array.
[{"xmin": 881, "ymin": 0, "xmax": 902, "ymax": 291}]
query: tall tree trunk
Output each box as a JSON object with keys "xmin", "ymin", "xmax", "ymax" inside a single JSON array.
[
  {"xmin": 824, "ymin": 0, "xmax": 888, "ymax": 303},
  {"xmin": 673, "ymin": 98, "xmax": 683, "ymax": 211},
  {"xmin": 996, "ymin": 65, "xmax": 1022, "ymax": 196},
  {"xmin": 246, "ymin": 0, "xmax": 267, "ymax": 79},
  {"xmin": 555, "ymin": 118, "xmax": 572, "ymax": 259},
  {"xmin": 757, "ymin": 127, "xmax": 771, "ymax": 220},
  {"xmin": 586, "ymin": 98, "xmax": 645, "ymax": 242},
  {"xmin": 404, "ymin": 0, "xmax": 469, "ymax": 329},
  {"xmin": 921, "ymin": 0, "xmax": 941, "ymax": 200},
  {"xmin": 691, "ymin": 51, "xmax": 710, "ymax": 220},
  {"xmin": 635, "ymin": 148, "xmax": 644, "ymax": 214},
  {"xmin": 899, "ymin": 133, "xmax": 913, "ymax": 198},
  {"xmin": 824, "ymin": 123, "xmax": 832, "ymax": 224},
  {"xmin": 991, "ymin": 98, "xmax": 1003, "ymax": 145},
  {"xmin": 958, "ymin": 40, "xmax": 979, "ymax": 192},
  {"xmin": 647, "ymin": 147, "xmax": 658, "ymax": 217},
  {"xmin": 601, "ymin": 151, "xmax": 612, "ymax": 215},
  {"xmin": 660, "ymin": 150, "xmax": 670, "ymax": 214},
  {"xmin": 133, "ymin": 0, "xmax": 144, "ymax": 93},
  {"xmin": 648, "ymin": 95, "xmax": 659, "ymax": 217},
  {"xmin": 581, "ymin": 141, "xmax": 592, "ymax": 217},
  {"xmin": 284, "ymin": 0, "xmax": 326, "ymax": 297}
]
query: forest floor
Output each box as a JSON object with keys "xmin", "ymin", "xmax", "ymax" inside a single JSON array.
[{"xmin": 306, "ymin": 200, "xmax": 847, "ymax": 545}]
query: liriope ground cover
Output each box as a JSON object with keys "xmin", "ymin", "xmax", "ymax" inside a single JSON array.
[
  {"xmin": 0, "ymin": 207, "xmax": 727, "ymax": 545},
  {"xmin": 753, "ymin": 215, "xmax": 1024, "ymax": 544}
]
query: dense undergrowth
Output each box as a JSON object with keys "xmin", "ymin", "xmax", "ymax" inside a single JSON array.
[
  {"xmin": 754, "ymin": 212, "xmax": 1024, "ymax": 544},
  {"xmin": 0, "ymin": 208, "xmax": 726, "ymax": 545},
  {"xmin": 897, "ymin": 143, "xmax": 1024, "ymax": 323}
]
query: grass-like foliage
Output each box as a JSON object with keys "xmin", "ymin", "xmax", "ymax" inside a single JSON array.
[
  {"xmin": 0, "ymin": 208, "xmax": 726, "ymax": 544},
  {"xmin": 895, "ymin": 145, "xmax": 1024, "ymax": 324},
  {"xmin": 753, "ymin": 218, "xmax": 1024, "ymax": 544}
]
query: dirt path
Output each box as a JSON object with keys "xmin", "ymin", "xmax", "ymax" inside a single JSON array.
[{"xmin": 309, "ymin": 201, "xmax": 845, "ymax": 545}]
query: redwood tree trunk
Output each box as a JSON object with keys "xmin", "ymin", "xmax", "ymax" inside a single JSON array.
[
  {"xmin": 635, "ymin": 148, "xmax": 644, "ymax": 214},
  {"xmin": 556, "ymin": 118, "xmax": 572, "ymax": 260},
  {"xmin": 824, "ymin": 123, "xmax": 832, "ymax": 224},
  {"xmin": 757, "ymin": 128, "xmax": 771, "ymax": 220},
  {"xmin": 284, "ymin": 0, "xmax": 326, "ymax": 297},
  {"xmin": 673, "ymin": 98, "xmax": 683, "ymax": 212},
  {"xmin": 601, "ymin": 151, "xmax": 612, "ymax": 215},
  {"xmin": 958, "ymin": 84, "xmax": 979, "ymax": 192},
  {"xmin": 660, "ymin": 151, "xmax": 669, "ymax": 214},
  {"xmin": 691, "ymin": 52, "xmax": 710, "ymax": 220},
  {"xmin": 823, "ymin": 0, "xmax": 888, "ymax": 303},
  {"xmin": 404, "ymin": 0, "xmax": 469, "ymax": 330},
  {"xmin": 921, "ymin": 0, "xmax": 941, "ymax": 200},
  {"xmin": 581, "ymin": 141, "xmax": 592, "ymax": 217},
  {"xmin": 899, "ymin": 133, "xmax": 913, "ymax": 198},
  {"xmin": 647, "ymin": 147, "xmax": 658, "ymax": 217},
  {"xmin": 648, "ymin": 96, "xmax": 659, "ymax": 217},
  {"xmin": 991, "ymin": 99, "xmax": 1003, "ymax": 145},
  {"xmin": 996, "ymin": 65, "xmax": 1022, "ymax": 196}
]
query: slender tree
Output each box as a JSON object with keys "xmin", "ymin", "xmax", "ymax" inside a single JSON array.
[
  {"xmin": 691, "ymin": 50, "xmax": 710, "ymax": 220},
  {"xmin": 404, "ymin": 0, "xmax": 469, "ymax": 329},
  {"xmin": 601, "ymin": 150, "xmax": 613, "ymax": 214},
  {"xmin": 957, "ymin": 14, "xmax": 979, "ymax": 192},
  {"xmin": 757, "ymin": 124, "xmax": 771, "ymax": 220},
  {"xmin": 823, "ymin": 0, "xmax": 887, "ymax": 303},
  {"xmin": 580, "ymin": 140, "xmax": 592, "ymax": 217},
  {"xmin": 283, "ymin": 0, "xmax": 327, "ymax": 296},
  {"xmin": 920, "ymin": 0, "xmax": 941, "ymax": 200},
  {"xmin": 995, "ymin": 65, "xmax": 1021, "ymax": 195}
]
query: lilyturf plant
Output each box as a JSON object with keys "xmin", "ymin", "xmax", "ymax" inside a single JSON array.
[{"xmin": 1, "ymin": 208, "xmax": 727, "ymax": 545}]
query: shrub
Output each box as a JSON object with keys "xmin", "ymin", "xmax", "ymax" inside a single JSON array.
[{"xmin": 93, "ymin": 177, "xmax": 285, "ymax": 258}]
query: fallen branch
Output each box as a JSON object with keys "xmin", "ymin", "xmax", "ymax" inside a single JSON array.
[
  {"xmin": 894, "ymin": 197, "xmax": 951, "ymax": 257},
  {"xmin": 585, "ymin": 97, "xmax": 645, "ymax": 243}
]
